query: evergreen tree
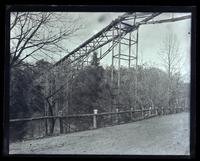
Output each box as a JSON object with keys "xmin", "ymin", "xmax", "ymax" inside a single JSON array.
[{"xmin": 91, "ymin": 51, "xmax": 99, "ymax": 67}]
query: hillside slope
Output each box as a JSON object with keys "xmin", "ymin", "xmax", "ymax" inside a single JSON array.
[{"xmin": 9, "ymin": 112, "xmax": 190, "ymax": 155}]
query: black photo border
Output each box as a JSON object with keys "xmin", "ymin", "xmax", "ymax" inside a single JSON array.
[{"xmin": 2, "ymin": 4, "xmax": 197, "ymax": 160}]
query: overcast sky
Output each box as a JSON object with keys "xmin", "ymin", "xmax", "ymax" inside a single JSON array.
[
  {"xmin": 60, "ymin": 12, "xmax": 191, "ymax": 82},
  {"xmin": 21, "ymin": 12, "xmax": 191, "ymax": 82}
]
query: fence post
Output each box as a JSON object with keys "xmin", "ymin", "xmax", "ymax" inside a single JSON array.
[
  {"xmin": 116, "ymin": 108, "xmax": 119, "ymax": 124},
  {"xmin": 155, "ymin": 107, "xmax": 158, "ymax": 115},
  {"xmin": 31, "ymin": 121, "xmax": 34, "ymax": 138},
  {"xmin": 162, "ymin": 107, "xmax": 164, "ymax": 115},
  {"xmin": 141, "ymin": 107, "xmax": 144, "ymax": 118},
  {"xmin": 174, "ymin": 104, "xmax": 176, "ymax": 113},
  {"xmin": 149, "ymin": 107, "xmax": 151, "ymax": 116},
  {"xmin": 58, "ymin": 111, "xmax": 63, "ymax": 134},
  {"xmin": 59, "ymin": 118, "xmax": 63, "ymax": 134},
  {"xmin": 153, "ymin": 106, "xmax": 155, "ymax": 115},
  {"xmin": 130, "ymin": 108, "xmax": 133, "ymax": 120},
  {"xmin": 93, "ymin": 109, "xmax": 98, "ymax": 129}
]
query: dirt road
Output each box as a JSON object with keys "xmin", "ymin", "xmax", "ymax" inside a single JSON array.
[{"xmin": 9, "ymin": 112, "xmax": 190, "ymax": 155}]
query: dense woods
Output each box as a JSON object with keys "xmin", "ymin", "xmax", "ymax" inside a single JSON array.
[
  {"xmin": 9, "ymin": 51, "xmax": 190, "ymax": 142},
  {"xmin": 9, "ymin": 12, "xmax": 191, "ymax": 142}
]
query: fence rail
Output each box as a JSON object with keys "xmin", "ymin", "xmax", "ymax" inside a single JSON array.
[
  {"xmin": 9, "ymin": 109, "xmax": 151, "ymax": 122},
  {"xmin": 9, "ymin": 106, "xmax": 189, "ymax": 141}
]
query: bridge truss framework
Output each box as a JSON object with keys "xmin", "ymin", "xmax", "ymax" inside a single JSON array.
[{"xmin": 39, "ymin": 12, "xmax": 191, "ymax": 116}]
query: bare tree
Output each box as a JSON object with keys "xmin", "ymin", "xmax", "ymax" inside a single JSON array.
[
  {"xmin": 158, "ymin": 32, "xmax": 182, "ymax": 108},
  {"xmin": 10, "ymin": 12, "xmax": 83, "ymax": 68},
  {"xmin": 159, "ymin": 32, "xmax": 182, "ymax": 79}
]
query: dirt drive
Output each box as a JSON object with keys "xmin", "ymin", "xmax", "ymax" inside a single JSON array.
[{"xmin": 9, "ymin": 112, "xmax": 190, "ymax": 155}]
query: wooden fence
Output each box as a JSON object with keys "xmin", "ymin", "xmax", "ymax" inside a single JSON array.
[{"xmin": 9, "ymin": 106, "xmax": 189, "ymax": 141}]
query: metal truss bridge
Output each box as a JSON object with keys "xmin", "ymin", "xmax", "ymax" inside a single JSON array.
[{"xmin": 37, "ymin": 12, "xmax": 191, "ymax": 112}]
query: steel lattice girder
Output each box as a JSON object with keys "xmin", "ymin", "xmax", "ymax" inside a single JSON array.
[
  {"xmin": 41, "ymin": 12, "xmax": 191, "ymax": 100},
  {"xmin": 54, "ymin": 12, "xmax": 161, "ymax": 68}
]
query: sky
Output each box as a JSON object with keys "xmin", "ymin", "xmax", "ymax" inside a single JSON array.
[
  {"xmin": 18, "ymin": 12, "xmax": 191, "ymax": 82},
  {"xmin": 60, "ymin": 12, "xmax": 191, "ymax": 83}
]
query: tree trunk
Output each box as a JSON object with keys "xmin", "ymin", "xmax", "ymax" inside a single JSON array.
[{"xmin": 46, "ymin": 98, "xmax": 56, "ymax": 135}]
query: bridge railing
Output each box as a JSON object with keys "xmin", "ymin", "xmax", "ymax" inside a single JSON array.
[{"xmin": 9, "ymin": 106, "xmax": 189, "ymax": 142}]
